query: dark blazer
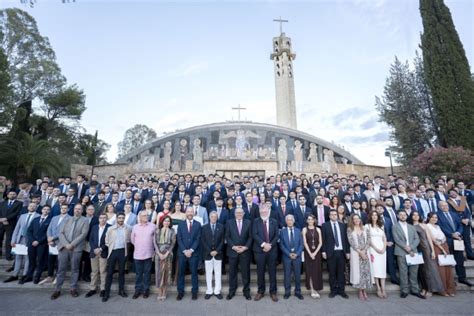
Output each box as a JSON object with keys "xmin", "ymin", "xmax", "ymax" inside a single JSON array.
[
  {"xmin": 208, "ymin": 208, "xmax": 229, "ymax": 226},
  {"xmin": 252, "ymin": 217, "xmax": 279, "ymax": 254},
  {"xmin": 72, "ymin": 182, "xmax": 89, "ymax": 199},
  {"xmin": 279, "ymin": 226, "xmax": 304, "ymax": 259},
  {"xmin": 94, "ymin": 200, "xmax": 107, "ymax": 216},
  {"xmin": 311, "ymin": 204, "xmax": 331, "ymax": 225},
  {"xmin": 89, "ymin": 223, "xmax": 111, "ymax": 258},
  {"xmin": 436, "ymin": 210, "xmax": 463, "ymax": 245},
  {"xmin": 382, "ymin": 216, "xmax": 394, "ymax": 242},
  {"xmin": 26, "ymin": 216, "xmax": 51, "ymax": 246},
  {"xmin": 200, "ymin": 222, "xmax": 224, "ymax": 260},
  {"xmin": 0, "ymin": 200, "xmax": 23, "ymax": 225},
  {"xmin": 350, "ymin": 210, "xmax": 368, "ymax": 225},
  {"xmin": 276, "ymin": 205, "xmax": 294, "ymax": 228},
  {"xmin": 177, "ymin": 220, "xmax": 202, "ymax": 256},
  {"xmin": 225, "ymin": 218, "xmax": 252, "ymax": 257},
  {"xmin": 321, "ymin": 221, "xmax": 350, "ymax": 258},
  {"xmin": 243, "ymin": 202, "xmax": 260, "ymax": 221},
  {"xmin": 293, "ymin": 205, "xmax": 311, "ymax": 229}
]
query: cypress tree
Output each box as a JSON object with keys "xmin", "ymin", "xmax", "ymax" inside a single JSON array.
[{"xmin": 420, "ymin": 0, "xmax": 474, "ymax": 149}]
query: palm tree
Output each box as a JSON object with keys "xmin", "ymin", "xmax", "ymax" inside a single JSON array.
[{"xmin": 0, "ymin": 132, "xmax": 63, "ymax": 183}]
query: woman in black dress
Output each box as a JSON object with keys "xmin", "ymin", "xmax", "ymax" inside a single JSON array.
[{"xmin": 302, "ymin": 214, "xmax": 323, "ymax": 299}]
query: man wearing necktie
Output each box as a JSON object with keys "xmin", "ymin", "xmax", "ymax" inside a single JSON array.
[
  {"xmin": 26, "ymin": 205, "xmax": 51, "ymax": 284},
  {"xmin": 446, "ymin": 189, "xmax": 474, "ymax": 260},
  {"xmin": 0, "ymin": 191, "xmax": 23, "ymax": 260},
  {"xmin": 280, "ymin": 214, "xmax": 304, "ymax": 300},
  {"xmin": 4, "ymin": 202, "xmax": 39, "ymax": 283},
  {"xmin": 252, "ymin": 205, "xmax": 279, "ymax": 302},
  {"xmin": 294, "ymin": 195, "xmax": 309, "ymax": 230},
  {"xmin": 201, "ymin": 211, "xmax": 224, "ymax": 300},
  {"xmin": 322, "ymin": 209, "xmax": 350, "ymax": 298}
]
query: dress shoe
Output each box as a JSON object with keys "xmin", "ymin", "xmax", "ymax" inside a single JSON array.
[
  {"xmin": 51, "ymin": 291, "xmax": 61, "ymax": 300},
  {"xmin": 205, "ymin": 294, "xmax": 212, "ymax": 300},
  {"xmin": 4, "ymin": 276, "xmax": 18, "ymax": 283},
  {"xmin": 411, "ymin": 292, "xmax": 426, "ymax": 299},
  {"xmin": 100, "ymin": 290, "xmax": 105, "ymax": 298},
  {"xmin": 177, "ymin": 293, "xmax": 184, "ymax": 300},
  {"xmin": 6, "ymin": 256, "xmax": 14, "ymax": 261},
  {"xmin": 283, "ymin": 294, "xmax": 290, "ymax": 299},
  {"xmin": 328, "ymin": 292, "xmax": 336, "ymax": 298},
  {"xmin": 226, "ymin": 293, "xmax": 235, "ymax": 300},
  {"xmin": 70, "ymin": 289, "xmax": 79, "ymax": 297},
  {"xmin": 459, "ymin": 279, "xmax": 473, "ymax": 287},
  {"xmin": 143, "ymin": 290, "xmax": 149, "ymax": 299},
  {"xmin": 295, "ymin": 293, "xmax": 304, "ymax": 300},
  {"xmin": 215, "ymin": 294, "xmax": 223, "ymax": 300},
  {"xmin": 82, "ymin": 276, "xmax": 91, "ymax": 283},
  {"xmin": 192, "ymin": 293, "xmax": 198, "ymax": 300},
  {"xmin": 102, "ymin": 294, "xmax": 109, "ymax": 302},
  {"xmin": 85, "ymin": 290, "xmax": 97, "ymax": 298},
  {"xmin": 198, "ymin": 269, "xmax": 205, "ymax": 275},
  {"xmin": 271, "ymin": 294, "xmax": 278, "ymax": 302},
  {"xmin": 132, "ymin": 292, "xmax": 141, "ymax": 299},
  {"xmin": 244, "ymin": 293, "xmax": 252, "ymax": 300},
  {"xmin": 391, "ymin": 279, "xmax": 400, "ymax": 285},
  {"xmin": 19, "ymin": 276, "xmax": 32, "ymax": 284},
  {"xmin": 254, "ymin": 293, "xmax": 264, "ymax": 301},
  {"xmin": 6, "ymin": 266, "xmax": 14, "ymax": 273},
  {"xmin": 33, "ymin": 279, "xmax": 40, "ymax": 284},
  {"xmin": 400, "ymin": 292, "xmax": 408, "ymax": 298},
  {"xmin": 119, "ymin": 290, "xmax": 128, "ymax": 298},
  {"xmin": 466, "ymin": 256, "xmax": 474, "ymax": 260},
  {"xmin": 339, "ymin": 292, "xmax": 349, "ymax": 299}
]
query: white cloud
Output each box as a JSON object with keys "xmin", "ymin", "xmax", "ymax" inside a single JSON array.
[{"xmin": 169, "ymin": 61, "xmax": 209, "ymax": 77}]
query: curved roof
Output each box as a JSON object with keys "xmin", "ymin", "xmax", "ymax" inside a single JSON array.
[{"xmin": 116, "ymin": 121, "xmax": 363, "ymax": 164}]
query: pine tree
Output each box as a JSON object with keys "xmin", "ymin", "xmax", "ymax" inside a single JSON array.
[{"xmin": 420, "ymin": 0, "xmax": 474, "ymax": 149}]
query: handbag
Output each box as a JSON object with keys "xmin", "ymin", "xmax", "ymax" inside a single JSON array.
[{"xmin": 437, "ymin": 254, "xmax": 456, "ymax": 266}]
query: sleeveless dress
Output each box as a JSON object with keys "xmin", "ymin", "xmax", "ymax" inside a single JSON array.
[
  {"xmin": 304, "ymin": 227, "xmax": 323, "ymax": 291},
  {"xmin": 366, "ymin": 224, "xmax": 387, "ymax": 280}
]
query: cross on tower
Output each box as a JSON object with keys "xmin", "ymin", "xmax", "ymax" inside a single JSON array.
[
  {"xmin": 231, "ymin": 104, "xmax": 246, "ymax": 121},
  {"xmin": 273, "ymin": 16, "xmax": 288, "ymax": 34}
]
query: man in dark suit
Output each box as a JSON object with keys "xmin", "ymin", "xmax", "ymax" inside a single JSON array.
[
  {"xmin": 437, "ymin": 201, "xmax": 472, "ymax": 287},
  {"xmin": 210, "ymin": 197, "xmax": 229, "ymax": 226},
  {"xmin": 293, "ymin": 195, "xmax": 311, "ymax": 230},
  {"xmin": 176, "ymin": 206, "xmax": 202, "ymax": 300},
  {"xmin": 94, "ymin": 192, "xmax": 107, "ymax": 217},
  {"xmin": 201, "ymin": 211, "xmax": 224, "ymax": 300},
  {"xmin": 312, "ymin": 195, "xmax": 330, "ymax": 226},
  {"xmin": 350, "ymin": 200, "xmax": 368, "ymax": 224},
  {"xmin": 72, "ymin": 174, "xmax": 89, "ymax": 200},
  {"xmin": 85, "ymin": 213, "xmax": 110, "ymax": 298},
  {"xmin": 252, "ymin": 204, "xmax": 279, "ymax": 302},
  {"xmin": 446, "ymin": 189, "xmax": 474, "ymax": 260},
  {"xmin": 225, "ymin": 207, "xmax": 252, "ymax": 300},
  {"xmin": 322, "ymin": 209, "xmax": 350, "ymax": 298},
  {"xmin": 244, "ymin": 192, "xmax": 260, "ymax": 221},
  {"xmin": 279, "ymin": 214, "xmax": 304, "ymax": 300},
  {"xmin": 276, "ymin": 195, "xmax": 293, "ymax": 228},
  {"xmin": 0, "ymin": 191, "xmax": 23, "ymax": 260},
  {"xmin": 26, "ymin": 205, "xmax": 51, "ymax": 284}
]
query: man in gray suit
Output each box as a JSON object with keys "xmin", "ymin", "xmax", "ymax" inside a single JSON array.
[
  {"xmin": 392, "ymin": 209, "xmax": 425, "ymax": 299},
  {"xmin": 191, "ymin": 195, "xmax": 209, "ymax": 225},
  {"xmin": 51, "ymin": 204, "xmax": 90, "ymax": 300},
  {"xmin": 4, "ymin": 203, "xmax": 39, "ymax": 283}
]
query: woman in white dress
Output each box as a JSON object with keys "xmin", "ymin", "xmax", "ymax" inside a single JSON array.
[{"xmin": 366, "ymin": 210, "xmax": 387, "ymax": 298}]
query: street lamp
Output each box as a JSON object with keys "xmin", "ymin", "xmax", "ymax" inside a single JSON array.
[{"xmin": 384, "ymin": 148, "xmax": 394, "ymax": 175}]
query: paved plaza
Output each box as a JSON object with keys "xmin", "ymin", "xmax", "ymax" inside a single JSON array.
[{"xmin": 0, "ymin": 289, "xmax": 473, "ymax": 315}]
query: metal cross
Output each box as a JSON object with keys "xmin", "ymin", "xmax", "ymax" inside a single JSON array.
[
  {"xmin": 232, "ymin": 104, "xmax": 246, "ymax": 121},
  {"xmin": 273, "ymin": 16, "xmax": 288, "ymax": 34}
]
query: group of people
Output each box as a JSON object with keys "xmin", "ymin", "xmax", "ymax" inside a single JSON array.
[{"xmin": 0, "ymin": 172, "xmax": 472, "ymax": 302}]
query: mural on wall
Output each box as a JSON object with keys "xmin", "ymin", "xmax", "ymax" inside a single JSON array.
[{"xmin": 127, "ymin": 126, "xmax": 350, "ymax": 172}]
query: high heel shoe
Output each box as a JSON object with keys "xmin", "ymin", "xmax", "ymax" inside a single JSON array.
[
  {"xmin": 359, "ymin": 291, "xmax": 364, "ymax": 301},
  {"xmin": 363, "ymin": 291, "xmax": 368, "ymax": 300},
  {"xmin": 377, "ymin": 290, "xmax": 383, "ymax": 298}
]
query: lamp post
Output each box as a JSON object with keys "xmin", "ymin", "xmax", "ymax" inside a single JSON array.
[{"xmin": 384, "ymin": 148, "xmax": 394, "ymax": 175}]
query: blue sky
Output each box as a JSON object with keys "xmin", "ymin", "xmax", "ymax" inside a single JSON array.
[{"xmin": 2, "ymin": 0, "xmax": 473, "ymax": 166}]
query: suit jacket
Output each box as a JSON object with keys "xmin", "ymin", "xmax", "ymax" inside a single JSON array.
[
  {"xmin": 131, "ymin": 201, "xmax": 144, "ymax": 215},
  {"xmin": 58, "ymin": 216, "xmax": 90, "ymax": 252},
  {"xmin": 276, "ymin": 205, "xmax": 294, "ymax": 228},
  {"xmin": 382, "ymin": 216, "xmax": 394, "ymax": 242},
  {"xmin": 94, "ymin": 200, "xmax": 107, "ymax": 216},
  {"xmin": 200, "ymin": 222, "xmax": 224, "ymax": 260},
  {"xmin": 0, "ymin": 199, "xmax": 23, "ymax": 225},
  {"xmin": 12, "ymin": 212, "xmax": 40, "ymax": 244},
  {"xmin": 279, "ymin": 227, "xmax": 304, "ymax": 258},
  {"xmin": 436, "ymin": 210, "xmax": 463, "ymax": 245},
  {"xmin": 293, "ymin": 205, "xmax": 311, "ymax": 229},
  {"xmin": 208, "ymin": 207, "xmax": 229, "ymax": 226},
  {"xmin": 105, "ymin": 224, "xmax": 132, "ymax": 258},
  {"xmin": 225, "ymin": 218, "xmax": 252, "ymax": 257},
  {"xmin": 252, "ymin": 217, "xmax": 279, "ymax": 254},
  {"xmin": 321, "ymin": 221, "xmax": 350, "ymax": 258},
  {"xmin": 26, "ymin": 216, "xmax": 51, "ymax": 246},
  {"xmin": 350, "ymin": 210, "xmax": 368, "ymax": 225},
  {"xmin": 311, "ymin": 204, "xmax": 331, "ymax": 225},
  {"xmin": 243, "ymin": 202, "xmax": 260, "ymax": 221},
  {"xmin": 47, "ymin": 214, "xmax": 71, "ymax": 244},
  {"xmin": 89, "ymin": 223, "xmax": 111, "ymax": 258},
  {"xmin": 192, "ymin": 205, "xmax": 209, "ymax": 226},
  {"xmin": 72, "ymin": 182, "xmax": 89, "ymax": 200},
  {"xmin": 392, "ymin": 222, "xmax": 420, "ymax": 256},
  {"xmin": 177, "ymin": 219, "xmax": 202, "ymax": 257}
]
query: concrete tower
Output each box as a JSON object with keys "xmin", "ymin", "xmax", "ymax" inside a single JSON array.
[{"xmin": 271, "ymin": 18, "xmax": 297, "ymax": 130}]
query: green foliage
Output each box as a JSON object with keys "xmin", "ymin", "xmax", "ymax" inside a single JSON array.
[
  {"xmin": 0, "ymin": 45, "xmax": 13, "ymax": 129},
  {"xmin": 118, "ymin": 124, "xmax": 157, "ymax": 158},
  {"xmin": 0, "ymin": 132, "xmax": 63, "ymax": 183},
  {"xmin": 376, "ymin": 56, "xmax": 436, "ymax": 165},
  {"xmin": 420, "ymin": 0, "xmax": 474, "ymax": 149},
  {"xmin": 410, "ymin": 147, "xmax": 473, "ymax": 182}
]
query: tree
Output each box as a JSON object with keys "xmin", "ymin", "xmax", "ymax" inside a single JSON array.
[
  {"xmin": 0, "ymin": 45, "xmax": 13, "ymax": 130},
  {"xmin": 376, "ymin": 56, "xmax": 434, "ymax": 164},
  {"xmin": 0, "ymin": 132, "xmax": 63, "ymax": 183},
  {"xmin": 420, "ymin": 0, "xmax": 474, "ymax": 149},
  {"xmin": 75, "ymin": 131, "xmax": 110, "ymax": 166},
  {"xmin": 117, "ymin": 124, "xmax": 157, "ymax": 158},
  {"xmin": 410, "ymin": 147, "xmax": 473, "ymax": 182}
]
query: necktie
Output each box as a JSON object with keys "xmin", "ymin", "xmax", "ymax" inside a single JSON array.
[
  {"xmin": 8, "ymin": 200, "xmax": 12, "ymax": 208},
  {"xmin": 237, "ymin": 220, "xmax": 242, "ymax": 235},
  {"xmin": 211, "ymin": 224, "xmax": 215, "ymax": 235},
  {"xmin": 40, "ymin": 217, "xmax": 45, "ymax": 225},
  {"xmin": 263, "ymin": 220, "xmax": 269, "ymax": 242},
  {"xmin": 333, "ymin": 223, "xmax": 340, "ymax": 248},
  {"xmin": 293, "ymin": 201, "xmax": 296, "ymax": 209},
  {"xmin": 134, "ymin": 203, "xmax": 138, "ymax": 213},
  {"xmin": 301, "ymin": 206, "xmax": 305, "ymax": 214},
  {"xmin": 188, "ymin": 220, "xmax": 192, "ymax": 233},
  {"xmin": 445, "ymin": 212, "xmax": 455, "ymax": 231},
  {"xmin": 430, "ymin": 199, "xmax": 436, "ymax": 213},
  {"xmin": 290, "ymin": 228, "xmax": 295, "ymax": 250}
]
